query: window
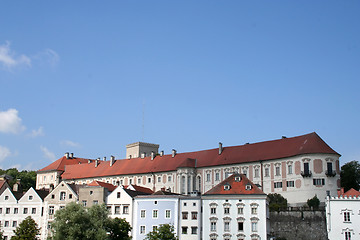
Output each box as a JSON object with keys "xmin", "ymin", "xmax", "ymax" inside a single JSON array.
[
  {"xmin": 210, "ymin": 222, "xmax": 216, "ymax": 231},
  {"xmin": 137, "ymin": 178, "xmax": 141, "ymax": 184},
  {"xmin": 265, "ymin": 168, "xmax": 269, "ymax": 177},
  {"xmin": 148, "ymin": 177, "xmax": 151, "ymax": 183},
  {"xmin": 51, "ymin": 194, "xmax": 55, "ymax": 199},
  {"xmin": 165, "ymin": 210, "xmax": 171, "ymax": 219},
  {"xmin": 123, "ymin": 206, "xmax": 129, "ymax": 214},
  {"xmin": 115, "ymin": 206, "xmax": 120, "ymax": 214},
  {"xmin": 224, "ymin": 222, "xmax": 230, "ymax": 232},
  {"xmin": 238, "ymin": 222, "xmax": 244, "ymax": 231},
  {"xmin": 182, "ymin": 226, "xmax": 188, "ymax": 234},
  {"xmin": 60, "ymin": 192, "xmax": 66, "ymax": 200},
  {"xmin": 345, "ymin": 231, "xmax": 351, "ymax": 240},
  {"xmin": 82, "ymin": 200, "xmax": 87, "ymax": 207},
  {"xmin": 4, "ymin": 196, "xmax": 9, "ymax": 200},
  {"xmin": 193, "ymin": 202, "xmax": 196, "ymax": 206},
  {"xmin": 12, "ymin": 221, "xmax": 17, "ymax": 227},
  {"xmin": 152, "ymin": 226, "xmax": 158, "ymax": 231},
  {"xmin": 344, "ymin": 211, "xmax": 351, "ymax": 222},
  {"xmin": 141, "ymin": 210, "xmax": 146, "ymax": 218},
  {"xmin": 154, "ymin": 201, "xmax": 158, "ymax": 205},
  {"xmin": 313, "ymin": 178, "xmax": 325, "ymax": 186},
  {"xmin": 191, "ymin": 211, "xmax": 198, "ymax": 220},
  {"xmin": 69, "ymin": 194, "xmax": 72, "ymax": 199},
  {"xmin": 120, "ymin": 180, "xmax": 123, "ymax": 185},
  {"xmin": 215, "ymin": 172, "xmax": 220, "ymax": 181},
  {"xmin": 183, "ymin": 202, "xmax": 187, "ymax": 206},
  {"xmin": 182, "ymin": 211, "xmax": 188, "ymax": 219},
  {"xmin": 251, "ymin": 222, "xmax": 258, "ymax": 232},
  {"xmin": 5, "ymin": 221, "xmax": 9, "ymax": 227},
  {"xmin": 153, "ymin": 210, "xmax": 158, "ymax": 218},
  {"xmin": 28, "ymin": 195, "xmax": 33, "ymax": 200},
  {"xmin": 117, "ymin": 192, "xmax": 121, "ymax": 198},
  {"xmin": 211, "ymin": 207, "xmax": 216, "ymax": 214},
  {"xmin": 93, "ymin": 200, "xmax": 99, "ymax": 205},
  {"xmin": 224, "ymin": 207, "xmax": 230, "ymax": 214},
  {"xmin": 304, "ymin": 162, "xmax": 310, "ymax": 174},
  {"xmin": 238, "ymin": 207, "xmax": 243, "ymax": 214},
  {"xmin": 287, "ymin": 181, "xmax": 294, "ymax": 187},
  {"xmin": 254, "ymin": 168, "xmax": 259, "ymax": 178},
  {"xmin": 32, "ymin": 208, "xmax": 36, "ymax": 214},
  {"xmin": 140, "ymin": 226, "xmax": 145, "ymax": 234},
  {"xmin": 129, "ymin": 179, "xmax": 132, "ymax": 184},
  {"xmin": 275, "ymin": 166, "xmax": 281, "ymax": 176},
  {"xmin": 206, "ymin": 173, "xmax": 211, "ymax": 182},
  {"xmin": 288, "ymin": 164, "xmax": 293, "ymax": 174},
  {"xmin": 23, "ymin": 208, "xmax": 28, "ymax": 214},
  {"xmin": 49, "ymin": 206, "xmax": 54, "ymax": 215},
  {"xmin": 274, "ymin": 182, "xmax": 282, "ymax": 188},
  {"xmin": 6, "ymin": 208, "xmax": 10, "ymax": 214},
  {"xmin": 251, "ymin": 207, "xmax": 257, "ymax": 214},
  {"xmin": 191, "ymin": 226, "xmax": 197, "ymax": 234},
  {"xmin": 243, "ymin": 170, "xmax": 247, "ymax": 176},
  {"xmin": 168, "ymin": 175, "xmax": 172, "ymax": 182},
  {"xmin": 157, "ymin": 176, "xmax": 161, "ymax": 182},
  {"xmin": 14, "ymin": 208, "xmax": 18, "ymax": 214}
]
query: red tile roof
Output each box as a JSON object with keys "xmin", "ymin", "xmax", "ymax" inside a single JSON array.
[
  {"xmin": 339, "ymin": 188, "xmax": 360, "ymax": 197},
  {"xmin": 127, "ymin": 185, "xmax": 154, "ymax": 194},
  {"xmin": 58, "ymin": 132, "xmax": 339, "ymax": 180},
  {"xmin": 203, "ymin": 173, "xmax": 265, "ymax": 195},
  {"xmin": 38, "ymin": 156, "xmax": 94, "ymax": 172},
  {"xmin": 88, "ymin": 181, "xmax": 117, "ymax": 192}
]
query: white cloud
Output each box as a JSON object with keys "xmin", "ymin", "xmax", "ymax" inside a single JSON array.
[
  {"xmin": 40, "ymin": 146, "xmax": 56, "ymax": 162},
  {"xmin": 0, "ymin": 145, "xmax": 11, "ymax": 163},
  {"xmin": 0, "ymin": 109, "xmax": 26, "ymax": 134},
  {"xmin": 29, "ymin": 126, "xmax": 45, "ymax": 137},
  {"xmin": 61, "ymin": 140, "xmax": 80, "ymax": 148},
  {"xmin": 0, "ymin": 41, "xmax": 31, "ymax": 70},
  {"xmin": 33, "ymin": 48, "xmax": 59, "ymax": 67}
]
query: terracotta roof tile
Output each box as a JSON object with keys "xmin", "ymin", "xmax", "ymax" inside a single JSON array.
[
  {"xmin": 203, "ymin": 173, "xmax": 265, "ymax": 195},
  {"xmin": 340, "ymin": 188, "xmax": 360, "ymax": 197},
  {"xmin": 58, "ymin": 132, "xmax": 339, "ymax": 180},
  {"xmin": 38, "ymin": 156, "xmax": 92, "ymax": 172},
  {"xmin": 88, "ymin": 181, "xmax": 117, "ymax": 192}
]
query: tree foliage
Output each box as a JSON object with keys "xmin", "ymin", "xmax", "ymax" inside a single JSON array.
[
  {"xmin": 307, "ymin": 195, "xmax": 320, "ymax": 209},
  {"xmin": 268, "ymin": 193, "xmax": 288, "ymax": 211},
  {"xmin": 0, "ymin": 168, "xmax": 36, "ymax": 191},
  {"xmin": 11, "ymin": 216, "xmax": 40, "ymax": 240},
  {"xmin": 50, "ymin": 203, "xmax": 131, "ymax": 240},
  {"xmin": 341, "ymin": 160, "xmax": 360, "ymax": 191},
  {"xmin": 145, "ymin": 224, "xmax": 178, "ymax": 240}
]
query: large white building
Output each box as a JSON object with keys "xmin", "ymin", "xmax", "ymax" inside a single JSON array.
[
  {"xmin": 37, "ymin": 132, "xmax": 341, "ymax": 206},
  {"xmin": 325, "ymin": 188, "xmax": 360, "ymax": 240}
]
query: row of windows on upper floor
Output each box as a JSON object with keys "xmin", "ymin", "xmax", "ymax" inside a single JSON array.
[
  {"xmin": 139, "ymin": 225, "xmax": 199, "ymax": 235},
  {"xmin": 3, "ymin": 195, "xmax": 34, "ymax": 201},
  {"xmin": 0, "ymin": 220, "xmax": 18, "ymax": 228},
  {"xmin": 210, "ymin": 220, "xmax": 259, "ymax": 233},
  {"xmin": 0, "ymin": 207, "xmax": 39, "ymax": 215},
  {"xmin": 210, "ymin": 206, "xmax": 258, "ymax": 215},
  {"xmin": 273, "ymin": 178, "xmax": 326, "ymax": 189}
]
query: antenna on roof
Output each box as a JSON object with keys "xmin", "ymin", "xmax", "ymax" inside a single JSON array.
[{"xmin": 142, "ymin": 100, "xmax": 145, "ymax": 141}]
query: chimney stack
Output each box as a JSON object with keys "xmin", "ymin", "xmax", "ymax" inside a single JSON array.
[
  {"xmin": 65, "ymin": 152, "xmax": 69, "ymax": 159},
  {"xmin": 110, "ymin": 155, "xmax": 115, "ymax": 166},
  {"xmin": 95, "ymin": 158, "xmax": 100, "ymax": 167},
  {"xmin": 160, "ymin": 150, "xmax": 164, "ymax": 156},
  {"xmin": 103, "ymin": 156, "xmax": 106, "ymax": 161},
  {"xmin": 219, "ymin": 142, "xmax": 223, "ymax": 155},
  {"xmin": 13, "ymin": 179, "xmax": 22, "ymax": 192},
  {"xmin": 151, "ymin": 151, "xmax": 155, "ymax": 160},
  {"xmin": 88, "ymin": 159, "xmax": 91, "ymax": 164},
  {"xmin": 70, "ymin": 153, "xmax": 74, "ymax": 158},
  {"xmin": 172, "ymin": 149, "xmax": 176, "ymax": 158}
]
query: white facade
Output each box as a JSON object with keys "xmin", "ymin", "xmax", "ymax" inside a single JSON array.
[
  {"xmin": 326, "ymin": 192, "xmax": 360, "ymax": 240},
  {"xmin": 179, "ymin": 197, "xmax": 202, "ymax": 240}
]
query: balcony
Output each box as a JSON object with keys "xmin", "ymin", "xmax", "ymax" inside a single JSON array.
[
  {"xmin": 325, "ymin": 170, "xmax": 336, "ymax": 177},
  {"xmin": 301, "ymin": 170, "xmax": 312, "ymax": 177}
]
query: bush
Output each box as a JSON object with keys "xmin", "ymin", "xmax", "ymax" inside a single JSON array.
[
  {"xmin": 268, "ymin": 193, "xmax": 288, "ymax": 211},
  {"xmin": 307, "ymin": 195, "xmax": 320, "ymax": 209}
]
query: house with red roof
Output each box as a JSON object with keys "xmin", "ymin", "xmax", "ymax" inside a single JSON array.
[
  {"xmin": 37, "ymin": 132, "xmax": 341, "ymax": 205},
  {"xmin": 202, "ymin": 173, "xmax": 268, "ymax": 240},
  {"xmin": 326, "ymin": 188, "xmax": 360, "ymax": 240}
]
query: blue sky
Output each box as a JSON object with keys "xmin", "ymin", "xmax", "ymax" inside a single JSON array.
[{"xmin": 0, "ymin": 1, "xmax": 359, "ymax": 170}]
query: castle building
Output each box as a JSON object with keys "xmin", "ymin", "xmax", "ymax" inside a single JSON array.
[{"xmin": 36, "ymin": 132, "xmax": 341, "ymax": 206}]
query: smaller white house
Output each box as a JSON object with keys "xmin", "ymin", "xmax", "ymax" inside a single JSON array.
[
  {"xmin": 202, "ymin": 173, "xmax": 269, "ymax": 240},
  {"xmin": 179, "ymin": 195, "xmax": 202, "ymax": 240},
  {"xmin": 326, "ymin": 188, "xmax": 360, "ymax": 240}
]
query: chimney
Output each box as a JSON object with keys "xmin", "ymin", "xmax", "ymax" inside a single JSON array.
[
  {"xmin": 13, "ymin": 179, "xmax": 22, "ymax": 192},
  {"xmin": 129, "ymin": 155, "xmax": 132, "ymax": 159},
  {"xmin": 103, "ymin": 156, "xmax": 106, "ymax": 161},
  {"xmin": 160, "ymin": 150, "xmax": 164, "ymax": 156},
  {"xmin": 65, "ymin": 152, "xmax": 69, "ymax": 159},
  {"xmin": 338, "ymin": 187, "xmax": 345, "ymax": 197},
  {"xmin": 151, "ymin": 151, "xmax": 155, "ymax": 160},
  {"xmin": 172, "ymin": 149, "xmax": 176, "ymax": 158},
  {"xmin": 282, "ymin": 136, "xmax": 287, "ymax": 139},
  {"xmin": 95, "ymin": 158, "xmax": 100, "ymax": 167},
  {"xmin": 219, "ymin": 142, "xmax": 223, "ymax": 155},
  {"xmin": 50, "ymin": 184, "xmax": 54, "ymax": 192},
  {"xmin": 88, "ymin": 159, "xmax": 91, "ymax": 164},
  {"xmin": 110, "ymin": 155, "xmax": 115, "ymax": 166},
  {"xmin": 161, "ymin": 187, "xmax": 166, "ymax": 191},
  {"xmin": 70, "ymin": 153, "xmax": 74, "ymax": 158}
]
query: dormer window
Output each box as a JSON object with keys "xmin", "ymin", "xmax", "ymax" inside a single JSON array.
[
  {"xmin": 224, "ymin": 184, "xmax": 231, "ymax": 191},
  {"xmin": 245, "ymin": 184, "xmax": 252, "ymax": 190},
  {"xmin": 235, "ymin": 176, "xmax": 241, "ymax": 182}
]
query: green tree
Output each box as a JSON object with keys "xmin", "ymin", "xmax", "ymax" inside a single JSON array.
[
  {"xmin": 341, "ymin": 160, "xmax": 360, "ymax": 191},
  {"xmin": 145, "ymin": 224, "xmax": 178, "ymax": 240},
  {"xmin": 268, "ymin": 193, "xmax": 287, "ymax": 211},
  {"xmin": 50, "ymin": 203, "xmax": 131, "ymax": 240},
  {"xmin": 307, "ymin": 195, "xmax": 320, "ymax": 210},
  {"xmin": 11, "ymin": 216, "xmax": 40, "ymax": 240}
]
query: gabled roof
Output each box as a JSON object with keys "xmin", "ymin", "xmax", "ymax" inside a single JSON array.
[
  {"xmin": 123, "ymin": 188, "xmax": 151, "ymax": 198},
  {"xmin": 152, "ymin": 190, "xmax": 181, "ymax": 196},
  {"xmin": 0, "ymin": 180, "xmax": 9, "ymax": 189},
  {"xmin": 339, "ymin": 188, "xmax": 360, "ymax": 197},
  {"xmin": 35, "ymin": 189, "xmax": 50, "ymax": 200},
  {"xmin": 127, "ymin": 185, "xmax": 154, "ymax": 194},
  {"xmin": 58, "ymin": 132, "xmax": 339, "ymax": 180},
  {"xmin": 38, "ymin": 156, "xmax": 93, "ymax": 172},
  {"xmin": 203, "ymin": 173, "xmax": 265, "ymax": 195},
  {"xmin": 88, "ymin": 181, "xmax": 117, "ymax": 192}
]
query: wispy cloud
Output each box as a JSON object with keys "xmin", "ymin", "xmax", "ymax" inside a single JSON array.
[
  {"xmin": 29, "ymin": 126, "xmax": 45, "ymax": 137},
  {"xmin": 0, "ymin": 145, "xmax": 11, "ymax": 163},
  {"xmin": 0, "ymin": 109, "xmax": 26, "ymax": 134},
  {"xmin": 33, "ymin": 48, "xmax": 59, "ymax": 67},
  {"xmin": 40, "ymin": 146, "xmax": 56, "ymax": 162},
  {"xmin": 0, "ymin": 41, "xmax": 31, "ymax": 70},
  {"xmin": 61, "ymin": 140, "xmax": 81, "ymax": 148}
]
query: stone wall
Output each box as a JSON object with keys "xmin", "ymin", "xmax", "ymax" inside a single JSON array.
[{"xmin": 269, "ymin": 210, "xmax": 327, "ymax": 240}]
